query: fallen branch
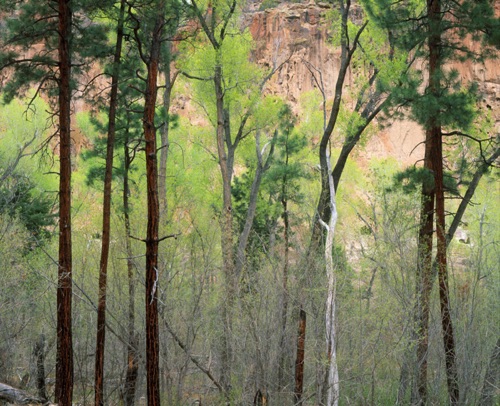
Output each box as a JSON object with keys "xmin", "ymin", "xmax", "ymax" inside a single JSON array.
[{"xmin": 0, "ymin": 382, "xmax": 47, "ymax": 405}]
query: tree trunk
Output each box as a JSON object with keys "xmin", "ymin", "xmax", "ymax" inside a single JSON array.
[
  {"xmin": 319, "ymin": 156, "xmax": 339, "ymax": 406},
  {"xmin": 253, "ymin": 389, "xmax": 268, "ymax": 405},
  {"xmin": 143, "ymin": 10, "xmax": 164, "ymax": 406},
  {"xmin": 293, "ymin": 307, "xmax": 306, "ymax": 405},
  {"xmin": 413, "ymin": 117, "xmax": 435, "ymax": 406},
  {"xmin": 214, "ymin": 59, "xmax": 235, "ymax": 393},
  {"xmin": 123, "ymin": 132, "xmax": 138, "ymax": 406},
  {"xmin": 94, "ymin": 2, "xmax": 125, "ymax": 404},
  {"xmin": 159, "ymin": 42, "xmax": 176, "ymax": 215},
  {"xmin": 55, "ymin": 1, "xmax": 73, "ymax": 404},
  {"xmin": 433, "ymin": 116, "xmax": 459, "ymax": 406},
  {"xmin": 235, "ymin": 132, "xmax": 275, "ymax": 277},
  {"xmin": 309, "ymin": 1, "xmax": 368, "ymax": 256},
  {"xmin": 426, "ymin": 1, "xmax": 459, "ymax": 404},
  {"xmin": 278, "ymin": 133, "xmax": 290, "ymax": 393},
  {"xmin": 33, "ymin": 335, "xmax": 48, "ymax": 403},
  {"xmin": 480, "ymin": 337, "xmax": 500, "ymax": 406},
  {"xmin": 413, "ymin": 4, "xmax": 442, "ymax": 403},
  {"xmin": 434, "ymin": 134, "xmax": 459, "ymax": 405}
]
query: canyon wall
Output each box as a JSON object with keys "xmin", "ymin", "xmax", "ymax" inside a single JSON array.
[{"xmin": 243, "ymin": 1, "xmax": 499, "ymax": 166}]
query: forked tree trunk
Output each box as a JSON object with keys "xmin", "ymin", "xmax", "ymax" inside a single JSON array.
[
  {"xmin": 235, "ymin": 132, "xmax": 275, "ymax": 276},
  {"xmin": 309, "ymin": 1, "xmax": 368, "ymax": 256},
  {"xmin": 55, "ymin": 0, "xmax": 73, "ymax": 404},
  {"xmin": 427, "ymin": 1, "xmax": 459, "ymax": 402},
  {"xmin": 319, "ymin": 155, "xmax": 339, "ymax": 406},
  {"xmin": 433, "ymin": 118, "xmax": 459, "ymax": 405},
  {"xmin": 94, "ymin": 1, "xmax": 126, "ymax": 404}
]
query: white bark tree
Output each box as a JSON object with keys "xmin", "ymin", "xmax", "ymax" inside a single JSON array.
[{"xmin": 319, "ymin": 154, "xmax": 339, "ymax": 406}]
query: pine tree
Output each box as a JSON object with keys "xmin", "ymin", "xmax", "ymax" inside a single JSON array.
[
  {"xmin": 0, "ymin": 1, "xmax": 108, "ymax": 403},
  {"xmin": 363, "ymin": 0, "xmax": 499, "ymax": 403}
]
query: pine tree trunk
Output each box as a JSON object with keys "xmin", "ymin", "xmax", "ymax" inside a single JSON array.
[
  {"xmin": 278, "ymin": 193, "xmax": 290, "ymax": 393},
  {"xmin": 433, "ymin": 116, "xmax": 460, "ymax": 405},
  {"xmin": 413, "ymin": 96, "xmax": 435, "ymax": 406},
  {"xmin": 293, "ymin": 307, "xmax": 306, "ymax": 405},
  {"xmin": 278, "ymin": 132, "xmax": 292, "ymax": 393},
  {"xmin": 428, "ymin": 1, "xmax": 459, "ymax": 403},
  {"xmin": 143, "ymin": 9, "xmax": 164, "ymax": 406},
  {"xmin": 55, "ymin": 0, "xmax": 73, "ymax": 404},
  {"xmin": 123, "ymin": 134, "xmax": 138, "ymax": 406},
  {"xmin": 94, "ymin": 2, "xmax": 125, "ymax": 404}
]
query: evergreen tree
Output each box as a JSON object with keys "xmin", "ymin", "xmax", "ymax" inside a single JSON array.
[
  {"xmin": 363, "ymin": 0, "xmax": 500, "ymax": 403},
  {"xmin": 0, "ymin": 1, "xmax": 107, "ymax": 403}
]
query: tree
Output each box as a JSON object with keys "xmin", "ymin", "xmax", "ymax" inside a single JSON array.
[
  {"xmin": 305, "ymin": 2, "xmax": 401, "ymax": 401},
  {"xmin": 94, "ymin": 1, "xmax": 126, "ymax": 404},
  {"xmin": 318, "ymin": 154, "xmax": 339, "ymax": 406},
  {"xmin": 55, "ymin": 2, "xmax": 74, "ymax": 403},
  {"xmin": 179, "ymin": 3, "xmax": 250, "ymax": 388},
  {"xmin": 364, "ymin": 0, "xmax": 499, "ymax": 403},
  {"xmin": 128, "ymin": 1, "xmax": 173, "ymax": 402},
  {"xmin": 310, "ymin": 0, "xmax": 401, "ymax": 255},
  {"xmin": 0, "ymin": 1, "xmax": 107, "ymax": 403},
  {"xmin": 180, "ymin": 0, "xmax": 286, "ymax": 393}
]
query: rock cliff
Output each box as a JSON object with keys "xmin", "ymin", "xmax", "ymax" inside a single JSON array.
[{"xmin": 243, "ymin": 1, "xmax": 499, "ymax": 166}]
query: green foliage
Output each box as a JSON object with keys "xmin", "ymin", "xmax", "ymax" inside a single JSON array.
[
  {"xmin": 178, "ymin": 25, "xmax": 265, "ymax": 127},
  {"xmin": 0, "ymin": 96, "xmax": 57, "ymax": 247},
  {"xmin": 259, "ymin": 0, "xmax": 279, "ymax": 11},
  {"xmin": 362, "ymin": 0, "xmax": 500, "ymax": 132},
  {"xmin": 0, "ymin": 174, "xmax": 56, "ymax": 245},
  {"xmin": 297, "ymin": 90, "xmax": 325, "ymax": 138},
  {"xmin": 232, "ymin": 105, "xmax": 311, "ymax": 256},
  {"xmin": 389, "ymin": 166, "xmax": 459, "ymax": 197},
  {"xmin": 0, "ymin": 0, "xmax": 109, "ymax": 104},
  {"xmin": 264, "ymin": 105, "xmax": 310, "ymax": 203}
]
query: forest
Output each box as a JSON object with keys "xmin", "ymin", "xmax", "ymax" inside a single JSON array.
[{"xmin": 0, "ymin": 0, "xmax": 499, "ymax": 405}]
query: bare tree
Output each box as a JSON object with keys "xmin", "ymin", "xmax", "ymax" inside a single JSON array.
[{"xmin": 318, "ymin": 156, "xmax": 339, "ymax": 406}]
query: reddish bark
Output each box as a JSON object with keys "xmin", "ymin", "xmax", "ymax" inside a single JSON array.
[
  {"xmin": 143, "ymin": 11, "xmax": 164, "ymax": 406},
  {"xmin": 429, "ymin": 0, "xmax": 459, "ymax": 400},
  {"xmin": 123, "ymin": 136, "xmax": 139, "ymax": 405},
  {"xmin": 294, "ymin": 308, "xmax": 306, "ymax": 404},
  {"xmin": 55, "ymin": 0, "xmax": 74, "ymax": 404},
  {"xmin": 415, "ymin": 2, "xmax": 460, "ymax": 403},
  {"xmin": 94, "ymin": 2, "xmax": 126, "ymax": 404}
]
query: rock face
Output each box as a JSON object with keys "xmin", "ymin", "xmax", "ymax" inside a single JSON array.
[
  {"xmin": 248, "ymin": 1, "xmax": 340, "ymax": 104},
  {"xmin": 244, "ymin": 1, "xmax": 499, "ymax": 166}
]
